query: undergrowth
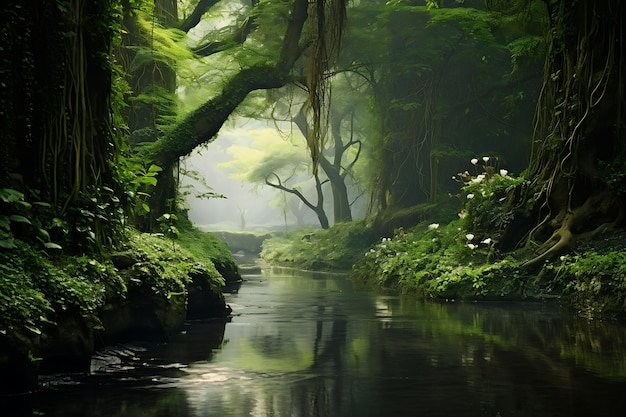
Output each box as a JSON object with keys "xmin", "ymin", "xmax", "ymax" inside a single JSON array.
[
  {"xmin": 260, "ymin": 220, "xmax": 377, "ymax": 270},
  {"xmin": 0, "ymin": 226, "xmax": 230, "ymax": 343}
]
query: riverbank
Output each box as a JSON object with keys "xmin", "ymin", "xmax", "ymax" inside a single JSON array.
[
  {"xmin": 259, "ymin": 220, "xmax": 626, "ymax": 321},
  {"xmin": 0, "ymin": 225, "xmax": 239, "ymax": 395}
]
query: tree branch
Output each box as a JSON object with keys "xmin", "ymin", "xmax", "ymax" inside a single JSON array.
[
  {"xmin": 178, "ymin": 0, "xmax": 221, "ymax": 33},
  {"xmin": 150, "ymin": 0, "xmax": 310, "ymax": 166},
  {"xmin": 193, "ymin": 16, "xmax": 258, "ymax": 57}
]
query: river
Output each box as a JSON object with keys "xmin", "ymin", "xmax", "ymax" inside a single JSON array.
[{"xmin": 3, "ymin": 265, "xmax": 626, "ymax": 416}]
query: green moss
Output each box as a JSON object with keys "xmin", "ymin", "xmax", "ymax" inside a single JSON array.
[
  {"xmin": 352, "ymin": 219, "xmax": 538, "ymax": 300},
  {"xmin": 123, "ymin": 229, "xmax": 225, "ymax": 296},
  {"xmin": 0, "ymin": 224, "xmax": 232, "ymax": 344},
  {"xmin": 260, "ymin": 220, "xmax": 378, "ymax": 271},
  {"xmin": 175, "ymin": 218, "xmax": 241, "ymax": 283}
]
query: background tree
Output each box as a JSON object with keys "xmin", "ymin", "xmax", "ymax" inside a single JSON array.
[
  {"xmin": 219, "ymin": 128, "xmax": 331, "ymax": 229},
  {"xmin": 340, "ymin": 0, "xmax": 545, "ymax": 226}
]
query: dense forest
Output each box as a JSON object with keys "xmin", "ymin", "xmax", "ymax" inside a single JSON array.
[{"xmin": 1, "ymin": 0, "xmax": 625, "ymax": 394}]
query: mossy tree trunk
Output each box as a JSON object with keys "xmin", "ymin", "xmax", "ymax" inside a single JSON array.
[
  {"xmin": 505, "ymin": 1, "xmax": 626, "ymax": 268},
  {"xmin": 119, "ymin": 0, "xmax": 179, "ymax": 230},
  {"xmin": 1, "ymin": 0, "xmax": 123, "ymax": 251}
]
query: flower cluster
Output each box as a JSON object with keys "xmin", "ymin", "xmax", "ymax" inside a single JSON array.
[
  {"xmin": 451, "ymin": 157, "xmax": 523, "ymax": 252},
  {"xmin": 452, "ymin": 156, "xmax": 507, "ymax": 185},
  {"xmin": 464, "ymin": 232, "xmax": 493, "ymax": 250}
]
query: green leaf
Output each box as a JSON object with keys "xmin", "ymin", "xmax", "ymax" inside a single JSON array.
[
  {"xmin": 135, "ymin": 176, "xmax": 157, "ymax": 186},
  {"xmin": 39, "ymin": 228, "xmax": 51, "ymax": 241},
  {"xmin": 147, "ymin": 164, "xmax": 163, "ymax": 174},
  {"xmin": 0, "ymin": 238, "xmax": 17, "ymax": 249},
  {"xmin": 0, "ymin": 188, "xmax": 24, "ymax": 203},
  {"xmin": 44, "ymin": 242, "xmax": 63, "ymax": 250},
  {"xmin": 9, "ymin": 214, "xmax": 31, "ymax": 224},
  {"xmin": 25, "ymin": 324, "xmax": 42, "ymax": 335}
]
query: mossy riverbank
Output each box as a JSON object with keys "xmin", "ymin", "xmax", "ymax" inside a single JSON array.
[
  {"xmin": 0, "ymin": 224, "xmax": 239, "ymax": 394},
  {"xmin": 259, "ymin": 220, "xmax": 626, "ymax": 322}
]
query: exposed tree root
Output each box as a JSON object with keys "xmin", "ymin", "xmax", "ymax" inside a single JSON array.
[{"xmin": 522, "ymin": 192, "xmax": 623, "ymax": 271}]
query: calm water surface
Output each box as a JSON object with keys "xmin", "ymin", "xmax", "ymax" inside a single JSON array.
[{"xmin": 4, "ymin": 265, "xmax": 626, "ymax": 416}]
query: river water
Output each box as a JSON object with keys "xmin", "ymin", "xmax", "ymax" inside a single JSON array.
[{"xmin": 4, "ymin": 265, "xmax": 626, "ymax": 416}]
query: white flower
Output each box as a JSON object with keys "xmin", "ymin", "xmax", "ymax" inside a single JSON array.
[
  {"xmin": 432, "ymin": 238, "xmax": 438, "ymax": 242},
  {"xmin": 466, "ymin": 233, "xmax": 475, "ymax": 241},
  {"xmin": 559, "ymin": 255, "xmax": 566, "ymax": 261},
  {"xmin": 481, "ymin": 238, "xmax": 492, "ymax": 245},
  {"xmin": 499, "ymin": 169, "xmax": 508, "ymax": 177},
  {"xmin": 471, "ymin": 158, "xmax": 479, "ymax": 165},
  {"xmin": 482, "ymin": 156, "xmax": 490, "ymax": 163},
  {"xmin": 471, "ymin": 174, "xmax": 485, "ymax": 184},
  {"xmin": 467, "ymin": 243, "xmax": 477, "ymax": 250},
  {"xmin": 428, "ymin": 223, "xmax": 439, "ymax": 230},
  {"xmin": 466, "ymin": 193, "xmax": 474, "ymax": 199}
]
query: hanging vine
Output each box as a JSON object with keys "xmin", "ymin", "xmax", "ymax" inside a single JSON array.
[
  {"xmin": 41, "ymin": 0, "xmax": 116, "ymax": 211},
  {"xmin": 519, "ymin": 0, "xmax": 626, "ymax": 267},
  {"xmin": 304, "ymin": 0, "xmax": 347, "ymax": 174}
]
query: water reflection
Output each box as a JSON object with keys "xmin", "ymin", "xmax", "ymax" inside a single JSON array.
[{"xmin": 3, "ymin": 266, "xmax": 626, "ymax": 417}]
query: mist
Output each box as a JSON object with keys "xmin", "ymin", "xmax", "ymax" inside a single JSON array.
[{"xmin": 181, "ymin": 119, "xmax": 322, "ymax": 232}]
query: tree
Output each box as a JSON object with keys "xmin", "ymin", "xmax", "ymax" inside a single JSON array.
[
  {"xmin": 293, "ymin": 101, "xmax": 363, "ymax": 224},
  {"xmin": 341, "ymin": 1, "xmax": 544, "ymax": 216},
  {"xmin": 118, "ymin": 0, "xmax": 183, "ymax": 229},
  {"xmin": 503, "ymin": 1, "xmax": 626, "ymax": 268},
  {"xmin": 219, "ymin": 127, "xmax": 331, "ymax": 229},
  {"xmin": 125, "ymin": 0, "xmax": 347, "ymax": 225},
  {"xmin": 0, "ymin": 0, "xmax": 126, "ymax": 252}
]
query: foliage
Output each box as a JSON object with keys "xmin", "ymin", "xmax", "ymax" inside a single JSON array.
[
  {"xmin": 0, "ymin": 244, "xmax": 118, "ymax": 337},
  {"xmin": 0, "ymin": 245, "xmax": 54, "ymax": 337},
  {"xmin": 542, "ymin": 247, "xmax": 626, "ymax": 320},
  {"xmin": 454, "ymin": 157, "xmax": 527, "ymax": 244},
  {"xmin": 352, "ymin": 219, "xmax": 537, "ymax": 300},
  {"xmin": 0, "ymin": 188, "xmax": 57, "ymax": 250},
  {"xmin": 123, "ymin": 229, "xmax": 225, "ymax": 297},
  {"xmin": 344, "ymin": 1, "xmax": 544, "ymax": 212},
  {"xmin": 175, "ymin": 217, "xmax": 241, "ymax": 283},
  {"xmin": 0, "ymin": 223, "xmax": 233, "ymax": 345},
  {"xmin": 260, "ymin": 220, "xmax": 378, "ymax": 270}
]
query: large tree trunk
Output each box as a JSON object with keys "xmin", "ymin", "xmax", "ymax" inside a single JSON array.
[
  {"xmin": 507, "ymin": 1, "xmax": 626, "ymax": 269},
  {"xmin": 119, "ymin": 0, "xmax": 178, "ymax": 230}
]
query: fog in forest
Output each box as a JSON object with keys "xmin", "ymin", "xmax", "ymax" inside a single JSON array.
[{"xmin": 181, "ymin": 119, "xmax": 333, "ymax": 232}]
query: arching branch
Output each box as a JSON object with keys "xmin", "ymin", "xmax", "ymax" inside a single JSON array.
[
  {"xmin": 150, "ymin": 0, "xmax": 310, "ymax": 167},
  {"xmin": 178, "ymin": 0, "xmax": 221, "ymax": 33}
]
